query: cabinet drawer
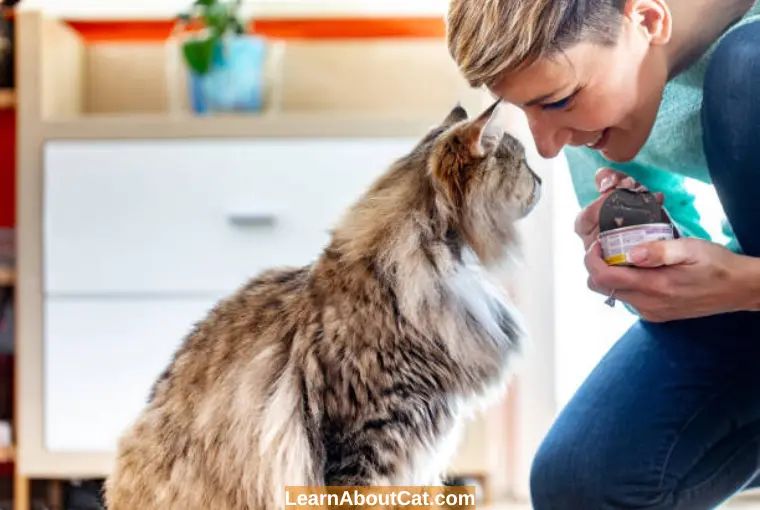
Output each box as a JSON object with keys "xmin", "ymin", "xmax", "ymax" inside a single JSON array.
[
  {"xmin": 43, "ymin": 296, "xmax": 218, "ymax": 452},
  {"xmin": 43, "ymin": 138, "xmax": 415, "ymax": 295}
]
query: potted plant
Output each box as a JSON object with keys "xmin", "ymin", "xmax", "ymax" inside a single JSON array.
[{"xmin": 177, "ymin": 0, "xmax": 268, "ymax": 114}]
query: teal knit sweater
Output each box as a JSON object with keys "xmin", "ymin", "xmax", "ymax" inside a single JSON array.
[{"xmin": 563, "ymin": 2, "xmax": 760, "ymax": 255}]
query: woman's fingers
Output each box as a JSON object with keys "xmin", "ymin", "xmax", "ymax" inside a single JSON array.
[
  {"xmin": 594, "ymin": 168, "xmax": 649, "ymax": 194},
  {"xmin": 574, "ymin": 198, "xmax": 606, "ymax": 250},
  {"xmin": 620, "ymin": 176, "xmax": 639, "ymax": 189},
  {"xmin": 584, "ymin": 241, "xmax": 642, "ymax": 294},
  {"xmin": 594, "ymin": 168, "xmax": 626, "ymax": 192}
]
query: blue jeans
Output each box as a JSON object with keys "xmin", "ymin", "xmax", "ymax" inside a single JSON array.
[{"xmin": 530, "ymin": 21, "xmax": 760, "ymax": 510}]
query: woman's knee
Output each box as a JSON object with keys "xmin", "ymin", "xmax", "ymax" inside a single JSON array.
[
  {"xmin": 530, "ymin": 439, "xmax": 573, "ymax": 510},
  {"xmin": 529, "ymin": 430, "xmax": 603, "ymax": 510},
  {"xmin": 529, "ymin": 424, "xmax": 673, "ymax": 510},
  {"xmin": 702, "ymin": 21, "xmax": 760, "ymax": 161}
]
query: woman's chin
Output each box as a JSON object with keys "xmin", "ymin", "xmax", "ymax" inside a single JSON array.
[
  {"xmin": 598, "ymin": 129, "xmax": 649, "ymax": 163},
  {"xmin": 599, "ymin": 144, "xmax": 640, "ymax": 163}
]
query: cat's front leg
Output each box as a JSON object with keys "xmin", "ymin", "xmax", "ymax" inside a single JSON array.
[
  {"xmin": 323, "ymin": 447, "xmax": 396, "ymax": 487},
  {"xmin": 326, "ymin": 474, "xmax": 393, "ymax": 486}
]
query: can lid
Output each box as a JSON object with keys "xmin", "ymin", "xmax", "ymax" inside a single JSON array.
[{"xmin": 598, "ymin": 189, "xmax": 669, "ymax": 233}]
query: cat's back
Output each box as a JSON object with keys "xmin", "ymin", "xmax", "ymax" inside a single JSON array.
[
  {"xmin": 149, "ymin": 264, "xmax": 314, "ymax": 402},
  {"xmin": 105, "ymin": 264, "xmax": 316, "ymax": 510}
]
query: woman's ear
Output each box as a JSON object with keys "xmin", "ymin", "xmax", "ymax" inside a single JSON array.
[{"xmin": 624, "ymin": 0, "xmax": 672, "ymax": 46}]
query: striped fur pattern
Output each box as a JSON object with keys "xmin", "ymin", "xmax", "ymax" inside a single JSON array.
[{"xmin": 104, "ymin": 101, "xmax": 542, "ymax": 510}]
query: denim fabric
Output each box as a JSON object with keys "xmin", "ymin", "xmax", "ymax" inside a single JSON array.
[{"xmin": 530, "ymin": 21, "xmax": 760, "ymax": 510}]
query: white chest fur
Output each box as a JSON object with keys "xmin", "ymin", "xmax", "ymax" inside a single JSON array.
[{"xmin": 445, "ymin": 261, "xmax": 520, "ymax": 349}]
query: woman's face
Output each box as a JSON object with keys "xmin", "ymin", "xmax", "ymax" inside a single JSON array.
[{"xmin": 489, "ymin": 2, "xmax": 671, "ymax": 163}]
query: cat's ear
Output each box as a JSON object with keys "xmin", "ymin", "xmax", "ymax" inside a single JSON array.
[
  {"xmin": 467, "ymin": 99, "xmax": 505, "ymax": 158},
  {"xmin": 442, "ymin": 103, "xmax": 468, "ymax": 126}
]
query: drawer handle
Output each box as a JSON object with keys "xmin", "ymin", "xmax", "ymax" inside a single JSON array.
[{"xmin": 227, "ymin": 212, "xmax": 278, "ymax": 227}]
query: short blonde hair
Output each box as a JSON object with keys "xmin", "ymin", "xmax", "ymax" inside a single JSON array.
[{"xmin": 446, "ymin": 0, "xmax": 627, "ymax": 89}]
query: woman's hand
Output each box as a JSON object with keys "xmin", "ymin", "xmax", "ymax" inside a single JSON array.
[
  {"xmin": 576, "ymin": 168, "xmax": 760, "ymax": 321},
  {"xmin": 585, "ymin": 237, "xmax": 760, "ymax": 322},
  {"xmin": 574, "ymin": 168, "xmax": 663, "ymax": 251}
]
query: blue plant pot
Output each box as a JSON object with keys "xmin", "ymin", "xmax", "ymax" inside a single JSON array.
[{"xmin": 187, "ymin": 35, "xmax": 267, "ymax": 115}]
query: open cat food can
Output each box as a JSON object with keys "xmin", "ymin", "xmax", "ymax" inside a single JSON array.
[
  {"xmin": 598, "ymin": 188, "xmax": 676, "ymax": 266},
  {"xmin": 599, "ymin": 223, "xmax": 675, "ymax": 266}
]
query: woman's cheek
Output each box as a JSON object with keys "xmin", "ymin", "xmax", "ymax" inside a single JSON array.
[
  {"xmin": 568, "ymin": 105, "xmax": 617, "ymax": 132},
  {"xmin": 587, "ymin": 96, "xmax": 631, "ymax": 129}
]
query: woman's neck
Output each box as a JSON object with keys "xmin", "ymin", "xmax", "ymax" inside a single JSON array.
[{"xmin": 666, "ymin": 0, "xmax": 755, "ymax": 78}]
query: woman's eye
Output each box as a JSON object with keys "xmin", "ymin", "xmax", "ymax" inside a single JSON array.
[{"xmin": 541, "ymin": 95, "xmax": 573, "ymax": 110}]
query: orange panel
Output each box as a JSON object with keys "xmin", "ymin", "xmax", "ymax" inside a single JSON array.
[
  {"xmin": 66, "ymin": 20, "xmax": 178, "ymax": 42},
  {"xmin": 251, "ymin": 17, "xmax": 446, "ymax": 39},
  {"xmin": 66, "ymin": 17, "xmax": 446, "ymax": 42}
]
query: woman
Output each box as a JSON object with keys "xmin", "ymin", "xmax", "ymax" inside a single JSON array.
[{"xmin": 447, "ymin": 0, "xmax": 760, "ymax": 509}]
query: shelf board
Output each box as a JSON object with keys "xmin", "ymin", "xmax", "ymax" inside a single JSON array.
[
  {"xmin": 0, "ymin": 89, "xmax": 15, "ymax": 110},
  {"xmin": 41, "ymin": 111, "xmax": 444, "ymax": 140},
  {"xmin": 0, "ymin": 268, "xmax": 14, "ymax": 287}
]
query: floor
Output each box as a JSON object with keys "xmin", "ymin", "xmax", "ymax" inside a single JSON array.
[
  {"xmin": 485, "ymin": 504, "xmax": 760, "ymax": 509},
  {"xmin": 484, "ymin": 496, "xmax": 760, "ymax": 509}
]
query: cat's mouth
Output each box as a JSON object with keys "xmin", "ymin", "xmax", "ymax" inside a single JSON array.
[
  {"xmin": 530, "ymin": 168, "xmax": 543, "ymax": 186},
  {"xmin": 522, "ymin": 172, "xmax": 542, "ymax": 217}
]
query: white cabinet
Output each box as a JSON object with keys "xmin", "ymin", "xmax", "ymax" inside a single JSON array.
[
  {"xmin": 41, "ymin": 137, "xmax": 418, "ymax": 453},
  {"xmin": 43, "ymin": 138, "xmax": 416, "ymax": 296},
  {"xmin": 43, "ymin": 296, "xmax": 218, "ymax": 452}
]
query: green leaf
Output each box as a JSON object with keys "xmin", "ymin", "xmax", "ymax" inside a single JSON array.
[
  {"xmin": 182, "ymin": 37, "xmax": 217, "ymax": 75},
  {"xmin": 204, "ymin": 3, "xmax": 229, "ymax": 36},
  {"xmin": 194, "ymin": 0, "xmax": 215, "ymax": 6},
  {"xmin": 233, "ymin": 20, "xmax": 245, "ymax": 35}
]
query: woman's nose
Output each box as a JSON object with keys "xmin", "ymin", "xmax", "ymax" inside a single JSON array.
[{"xmin": 527, "ymin": 114, "xmax": 572, "ymax": 159}]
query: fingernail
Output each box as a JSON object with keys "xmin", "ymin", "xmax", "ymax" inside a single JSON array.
[
  {"xmin": 621, "ymin": 177, "xmax": 635, "ymax": 188},
  {"xmin": 627, "ymin": 246, "xmax": 648, "ymax": 264},
  {"xmin": 599, "ymin": 176, "xmax": 615, "ymax": 192}
]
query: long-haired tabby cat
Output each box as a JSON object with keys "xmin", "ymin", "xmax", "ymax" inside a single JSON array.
[{"xmin": 104, "ymin": 100, "xmax": 542, "ymax": 510}]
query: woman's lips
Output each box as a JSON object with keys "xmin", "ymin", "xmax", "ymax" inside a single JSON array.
[{"xmin": 586, "ymin": 128, "xmax": 610, "ymax": 150}]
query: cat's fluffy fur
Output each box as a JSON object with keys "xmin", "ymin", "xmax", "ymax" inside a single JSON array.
[{"xmin": 104, "ymin": 101, "xmax": 542, "ymax": 510}]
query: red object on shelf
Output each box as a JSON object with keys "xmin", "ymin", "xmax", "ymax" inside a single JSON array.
[{"xmin": 0, "ymin": 109, "xmax": 15, "ymax": 229}]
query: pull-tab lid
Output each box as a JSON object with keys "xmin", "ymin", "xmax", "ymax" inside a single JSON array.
[{"xmin": 598, "ymin": 189, "xmax": 668, "ymax": 233}]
